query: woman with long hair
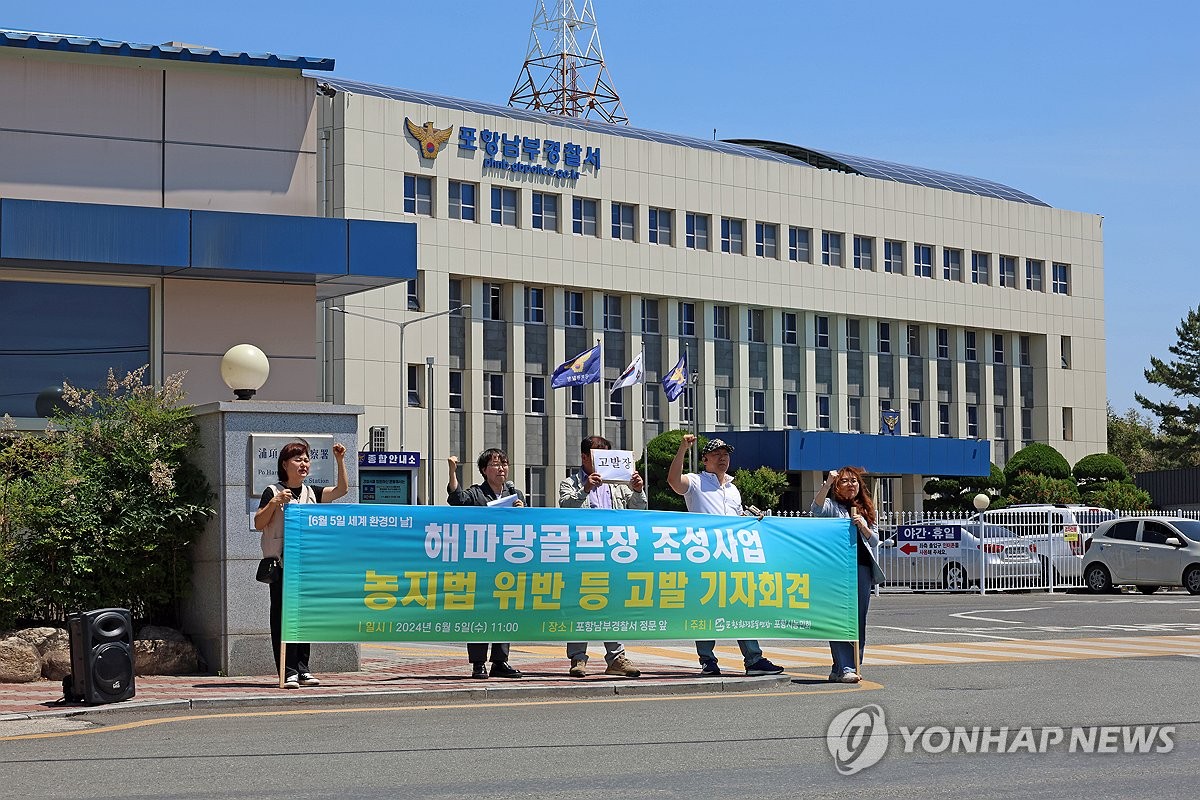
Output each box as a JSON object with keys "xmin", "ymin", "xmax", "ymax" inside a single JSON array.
[{"xmin": 811, "ymin": 466, "xmax": 885, "ymax": 683}]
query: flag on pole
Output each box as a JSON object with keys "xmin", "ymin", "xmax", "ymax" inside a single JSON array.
[
  {"xmin": 551, "ymin": 344, "xmax": 602, "ymax": 388},
  {"xmin": 661, "ymin": 351, "xmax": 688, "ymax": 401},
  {"xmin": 610, "ymin": 351, "xmax": 645, "ymax": 395}
]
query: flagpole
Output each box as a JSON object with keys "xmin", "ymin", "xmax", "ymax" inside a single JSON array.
[
  {"xmin": 595, "ymin": 337, "xmax": 603, "ymax": 440},
  {"xmin": 687, "ymin": 340, "xmax": 697, "ymax": 470},
  {"xmin": 639, "ymin": 346, "xmax": 647, "ymax": 491}
]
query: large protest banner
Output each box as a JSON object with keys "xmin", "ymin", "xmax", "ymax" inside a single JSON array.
[{"xmin": 281, "ymin": 505, "xmax": 858, "ymax": 643}]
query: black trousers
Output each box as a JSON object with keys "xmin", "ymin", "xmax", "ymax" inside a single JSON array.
[
  {"xmin": 467, "ymin": 643, "xmax": 510, "ymax": 663},
  {"xmin": 270, "ymin": 575, "xmax": 311, "ymax": 676}
]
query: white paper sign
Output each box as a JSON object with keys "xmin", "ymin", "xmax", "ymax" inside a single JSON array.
[
  {"xmin": 592, "ymin": 449, "xmax": 635, "ymax": 483},
  {"xmin": 487, "ymin": 493, "xmax": 519, "ymax": 507}
]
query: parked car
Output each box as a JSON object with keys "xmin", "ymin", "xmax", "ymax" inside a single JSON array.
[
  {"xmin": 1082, "ymin": 516, "xmax": 1200, "ymax": 595},
  {"xmin": 878, "ymin": 520, "xmax": 1041, "ymax": 591},
  {"xmin": 974, "ymin": 504, "xmax": 1118, "ymax": 582}
]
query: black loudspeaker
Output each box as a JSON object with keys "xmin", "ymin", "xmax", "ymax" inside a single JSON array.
[{"xmin": 66, "ymin": 608, "xmax": 136, "ymax": 704}]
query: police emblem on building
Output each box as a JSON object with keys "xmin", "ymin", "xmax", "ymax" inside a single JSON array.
[{"xmin": 405, "ymin": 118, "xmax": 453, "ymax": 160}]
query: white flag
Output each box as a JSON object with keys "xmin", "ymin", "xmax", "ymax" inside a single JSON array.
[{"xmin": 610, "ymin": 351, "xmax": 645, "ymax": 395}]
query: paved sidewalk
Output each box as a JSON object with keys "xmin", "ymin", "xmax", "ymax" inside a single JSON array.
[{"xmin": 0, "ymin": 642, "xmax": 822, "ymax": 720}]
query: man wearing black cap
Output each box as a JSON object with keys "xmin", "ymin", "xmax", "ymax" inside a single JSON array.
[{"xmin": 667, "ymin": 433, "xmax": 785, "ymax": 677}]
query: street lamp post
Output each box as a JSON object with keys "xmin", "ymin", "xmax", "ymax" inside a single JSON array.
[{"xmin": 330, "ymin": 304, "xmax": 470, "ymax": 455}]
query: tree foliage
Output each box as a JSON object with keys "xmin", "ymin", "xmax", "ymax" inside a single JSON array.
[
  {"xmin": 0, "ymin": 367, "xmax": 213, "ymax": 628},
  {"xmin": 1136, "ymin": 305, "xmax": 1200, "ymax": 467},
  {"xmin": 1073, "ymin": 453, "xmax": 1130, "ymax": 485},
  {"xmin": 1106, "ymin": 403, "xmax": 1164, "ymax": 473},
  {"xmin": 1003, "ymin": 442, "xmax": 1072, "ymax": 482},
  {"xmin": 1081, "ymin": 480, "xmax": 1152, "ymax": 511},
  {"xmin": 1004, "ymin": 472, "xmax": 1080, "ymax": 505},
  {"xmin": 923, "ymin": 463, "xmax": 1006, "ymax": 513},
  {"xmin": 639, "ymin": 429, "xmax": 705, "ymax": 512},
  {"xmin": 732, "ymin": 466, "xmax": 789, "ymax": 511}
]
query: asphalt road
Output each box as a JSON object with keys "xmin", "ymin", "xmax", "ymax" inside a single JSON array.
[{"xmin": 3, "ymin": 591, "xmax": 1198, "ymax": 799}]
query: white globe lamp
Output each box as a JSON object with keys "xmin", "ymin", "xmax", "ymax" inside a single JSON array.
[
  {"xmin": 973, "ymin": 493, "xmax": 991, "ymax": 512},
  {"xmin": 220, "ymin": 344, "xmax": 270, "ymax": 400}
]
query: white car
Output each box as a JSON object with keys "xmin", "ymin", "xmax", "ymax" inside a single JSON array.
[
  {"xmin": 878, "ymin": 521, "xmax": 1041, "ymax": 591},
  {"xmin": 1082, "ymin": 516, "xmax": 1200, "ymax": 595},
  {"xmin": 975, "ymin": 504, "xmax": 1118, "ymax": 583}
]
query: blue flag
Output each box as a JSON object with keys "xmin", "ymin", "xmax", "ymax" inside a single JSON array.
[
  {"xmin": 551, "ymin": 344, "xmax": 602, "ymax": 388},
  {"xmin": 661, "ymin": 351, "xmax": 688, "ymax": 401}
]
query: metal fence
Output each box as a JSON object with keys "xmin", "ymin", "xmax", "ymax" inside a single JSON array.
[{"xmin": 772, "ymin": 507, "xmax": 1200, "ymax": 594}]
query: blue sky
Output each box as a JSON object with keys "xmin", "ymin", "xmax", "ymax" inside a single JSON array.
[{"xmin": 7, "ymin": 0, "xmax": 1197, "ymax": 416}]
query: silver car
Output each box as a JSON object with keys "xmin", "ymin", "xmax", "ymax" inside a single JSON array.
[
  {"xmin": 1082, "ymin": 516, "xmax": 1200, "ymax": 595},
  {"xmin": 878, "ymin": 520, "xmax": 1041, "ymax": 591}
]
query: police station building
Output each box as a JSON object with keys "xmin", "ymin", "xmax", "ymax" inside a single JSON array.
[{"xmin": 1, "ymin": 29, "xmax": 1105, "ymax": 513}]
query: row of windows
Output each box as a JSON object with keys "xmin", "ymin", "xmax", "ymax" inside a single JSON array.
[
  {"xmin": 467, "ymin": 282, "xmax": 1070, "ymax": 369},
  {"xmin": 405, "ymin": 175, "xmax": 1073, "ymax": 295},
  {"xmin": 442, "ymin": 372, "xmax": 1063, "ymax": 442}
]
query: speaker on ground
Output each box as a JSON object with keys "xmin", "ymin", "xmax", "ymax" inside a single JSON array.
[{"xmin": 65, "ymin": 608, "xmax": 136, "ymax": 704}]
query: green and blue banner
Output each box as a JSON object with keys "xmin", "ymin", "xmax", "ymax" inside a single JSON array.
[{"xmin": 281, "ymin": 505, "xmax": 858, "ymax": 643}]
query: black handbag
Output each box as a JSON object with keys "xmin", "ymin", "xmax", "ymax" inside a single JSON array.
[{"xmin": 255, "ymin": 556, "xmax": 281, "ymax": 584}]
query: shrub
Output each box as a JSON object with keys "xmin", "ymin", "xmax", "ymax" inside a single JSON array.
[
  {"xmin": 1073, "ymin": 453, "xmax": 1131, "ymax": 485},
  {"xmin": 0, "ymin": 367, "xmax": 213, "ymax": 628},
  {"xmin": 639, "ymin": 430, "xmax": 706, "ymax": 511},
  {"xmin": 1004, "ymin": 472, "xmax": 1080, "ymax": 505},
  {"xmin": 733, "ymin": 466, "xmax": 789, "ymax": 511},
  {"xmin": 1082, "ymin": 481, "xmax": 1153, "ymax": 511},
  {"xmin": 1004, "ymin": 442, "xmax": 1072, "ymax": 482}
]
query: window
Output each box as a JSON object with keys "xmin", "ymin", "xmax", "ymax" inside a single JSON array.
[
  {"xmin": 1061, "ymin": 335, "xmax": 1072, "ymax": 369},
  {"xmin": 821, "ymin": 231, "xmax": 843, "ymax": 266},
  {"xmin": 1019, "ymin": 335, "xmax": 1031, "ymax": 367},
  {"xmin": 524, "ymin": 467, "xmax": 546, "ymax": 509},
  {"xmin": 403, "ymin": 175, "xmax": 432, "ymax": 216},
  {"xmin": 755, "ymin": 222, "xmax": 778, "ymax": 258},
  {"xmin": 644, "ymin": 387, "xmax": 660, "ymax": 421},
  {"xmin": 642, "ymin": 298, "xmax": 660, "ymax": 333},
  {"xmin": 789, "ymin": 226, "xmax": 811, "ymax": 262},
  {"xmin": 681, "ymin": 386, "xmax": 694, "ymax": 423},
  {"xmin": 406, "ymin": 278, "xmax": 421, "ymax": 311},
  {"xmin": 448, "ymin": 180, "xmax": 476, "ymax": 221},
  {"xmin": 748, "ymin": 308, "xmax": 765, "ymax": 343},
  {"xmin": 910, "ymin": 402, "xmax": 923, "ymax": 435},
  {"xmin": 783, "ymin": 312, "xmax": 798, "ymax": 345},
  {"xmin": 848, "ymin": 397, "xmax": 862, "ymax": 432},
  {"xmin": 406, "ymin": 365, "xmax": 422, "ymax": 407},
  {"xmin": 720, "ymin": 217, "xmax": 744, "ymax": 254},
  {"xmin": 532, "ymin": 191, "xmax": 559, "ymax": 231},
  {"xmin": 817, "ymin": 395, "xmax": 831, "ymax": 429},
  {"xmin": 847, "ymin": 319, "xmax": 861, "ymax": 351},
  {"xmin": 815, "ymin": 315, "xmax": 829, "ymax": 348},
  {"xmin": 944, "ymin": 248, "xmax": 962, "ymax": 281},
  {"xmin": 490, "ymin": 186, "xmax": 518, "ymax": 227},
  {"xmin": 878, "ymin": 322, "xmax": 891, "ymax": 354},
  {"xmin": 678, "ymin": 302, "xmax": 696, "ymax": 336},
  {"xmin": 572, "ymin": 197, "xmax": 598, "ymax": 235},
  {"xmin": 994, "ymin": 408, "xmax": 1006, "ymax": 439},
  {"xmin": 568, "ymin": 385, "xmax": 585, "ymax": 416},
  {"xmin": 967, "ymin": 406, "xmax": 979, "ymax": 438},
  {"xmin": 999, "ymin": 255, "xmax": 1018, "ymax": 287},
  {"xmin": 1052, "ymin": 262, "xmax": 1071, "ymax": 295},
  {"xmin": 751, "ymin": 390, "xmax": 766, "ymax": 426},
  {"xmin": 1026, "ymin": 259, "xmax": 1044, "ymax": 291},
  {"xmin": 971, "ymin": 252, "xmax": 990, "ymax": 284},
  {"xmin": 884, "ymin": 240, "xmax": 904, "ymax": 273},
  {"xmin": 649, "ymin": 208, "xmax": 672, "ymax": 245},
  {"xmin": 907, "ymin": 324, "xmax": 921, "ymax": 356},
  {"xmin": 913, "ymin": 244, "xmax": 933, "ymax": 278},
  {"xmin": 993, "ymin": 334, "xmax": 1005, "ymax": 364},
  {"xmin": 484, "ymin": 373, "xmax": 504, "ymax": 412},
  {"xmin": 448, "ymin": 371, "xmax": 463, "ymax": 410},
  {"xmin": 965, "ymin": 331, "xmax": 977, "ymax": 362},
  {"xmin": 608, "ymin": 385, "xmax": 624, "ymax": 419},
  {"xmin": 611, "ymin": 202, "xmax": 635, "ymax": 241},
  {"xmin": 853, "ymin": 236, "xmax": 873, "ymax": 270},
  {"xmin": 483, "ymin": 282, "xmax": 503, "ymax": 321},
  {"xmin": 1021, "ymin": 408, "xmax": 1033, "ymax": 443},
  {"xmin": 524, "ymin": 287, "xmax": 545, "ymax": 323},
  {"xmin": 784, "ymin": 393, "xmax": 799, "ymax": 428},
  {"xmin": 685, "ymin": 212, "xmax": 709, "ymax": 250},
  {"xmin": 564, "ymin": 291, "xmax": 584, "ymax": 327},
  {"xmin": 603, "ymin": 294, "xmax": 622, "ymax": 330},
  {"xmin": 527, "ymin": 376, "xmax": 546, "ymax": 414},
  {"xmin": 939, "ymin": 403, "xmax": 951, "ymax": 436},
  {"xmin": 715, "ymin": 388, "xmax": 731, "ymax": 425},
  {"xmin": 937, "ymin": 328, "xmax": 949, "ymax": 359},
  {"xmin": 713, "ymin": 305, "xmax": 730, "ymax": 340}
]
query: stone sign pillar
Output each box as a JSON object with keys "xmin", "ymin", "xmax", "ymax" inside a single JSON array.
[{"xmin": 186, "ymin": 401, "xmax": 363, "ymax": 676}]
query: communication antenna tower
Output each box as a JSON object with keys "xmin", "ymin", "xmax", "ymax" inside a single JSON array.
[{"xmin": 508, "ymin": 0, "xmax": 628, "ymax": 125}]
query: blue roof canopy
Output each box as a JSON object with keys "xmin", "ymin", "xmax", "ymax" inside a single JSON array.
[{"xmin": 0, "ymin": 28, "xmax": 334, "ymax": 71}]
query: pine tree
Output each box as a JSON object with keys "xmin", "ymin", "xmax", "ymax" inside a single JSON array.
[{"xmin": 1136, "ymin": 306, "xmax": 1200, "ymax": 467}]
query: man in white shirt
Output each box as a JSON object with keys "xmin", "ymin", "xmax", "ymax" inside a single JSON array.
[
  {"xmin": 558, "ymin": 435, "xmax": 645, "ymax": 678},
  {"xmin": 668, "ymin": 434, "xmax": 785, "ymax": 678}
]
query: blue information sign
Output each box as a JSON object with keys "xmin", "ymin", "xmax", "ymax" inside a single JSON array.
[{"xmin": 359, "ymin": 451, "xmax": 421, "ymax": 469}]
